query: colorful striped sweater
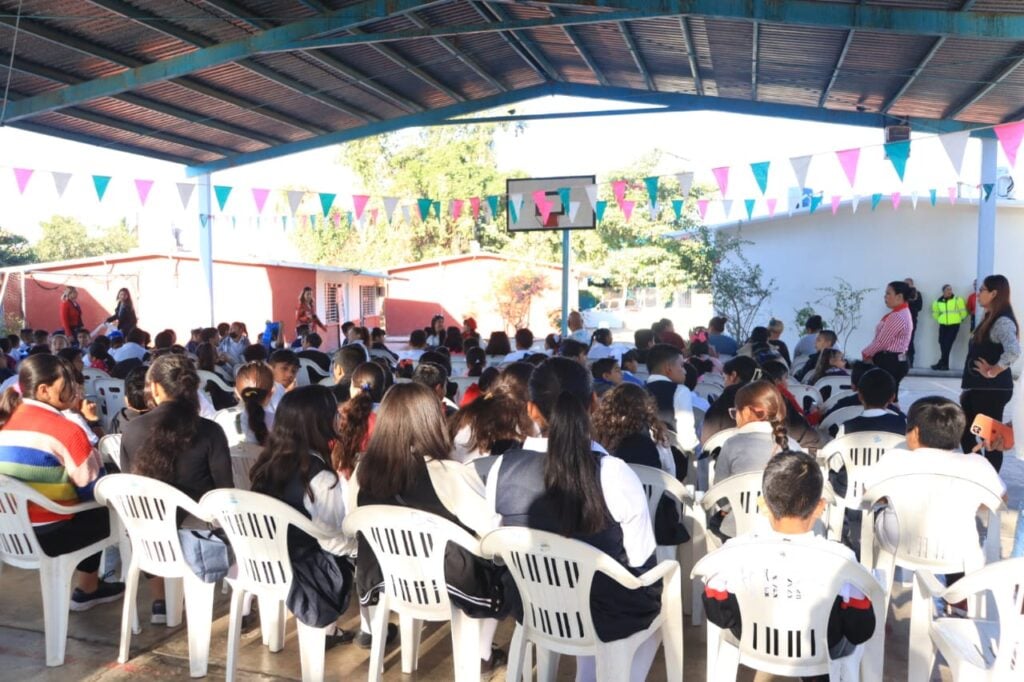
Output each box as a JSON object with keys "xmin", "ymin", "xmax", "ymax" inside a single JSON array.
[{"xmin": 0, "ymin": 399, "xmax": 98, "ymax": 524}]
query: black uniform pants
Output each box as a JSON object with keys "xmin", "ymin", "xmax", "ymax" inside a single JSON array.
[
  {"xmin": 937, "ymin": 324, "xmax": 960, "ymax": 368},
  {"xmin": 959, "ymin": 388, "xmax": 1012, "ymax": 472},
  {"xmin": 872, "ymin": 352, "xmax": 908, "ymax": 398}
]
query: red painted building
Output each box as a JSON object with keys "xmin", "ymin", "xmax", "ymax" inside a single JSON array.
[{"xmin": 0, "ymin": 252, "xmax": 386, "ymax": 351}]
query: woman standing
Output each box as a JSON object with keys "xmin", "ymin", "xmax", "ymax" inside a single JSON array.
[
  {"xmin": 960, "ymin": 274, "xmax": 1019, "ymax": 471},
  {"xmin": 60, "ymin": 286, "xmax": 85, "ymax": 337},
  {"xmin": 931, "ymin": 284, "xmax": 968, "ymax": 371},
  {"xmin": 861, "ymin": 281, "xmax": 914, "ymax": 398},
  {"xmin": 296, "ymin": 286, "xmax": 326, "ymax": 336},
  {"xmin": 106, "ymin": 288, "xmax": 137, "ymax": 337}
]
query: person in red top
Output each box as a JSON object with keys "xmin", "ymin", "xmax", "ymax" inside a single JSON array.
[
  {"xmin": 296, "ymin": 286, "xmax": 327, "ymax": 336},
  {"xmin": 861, "ymin": 280, "xmax": 914, "ymax": 397},
  {"xmin": 967, "ymin": 279, "xmax": 978, "ymax": 332},
  {"xmin": 59, "ymin": 286, "xmax": 85, "ymax": 337}
]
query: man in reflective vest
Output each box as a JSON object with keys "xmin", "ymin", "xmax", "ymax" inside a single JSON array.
[{"xmin": 931, "ymin": 284, "xmax": 969, "ymax": 370}]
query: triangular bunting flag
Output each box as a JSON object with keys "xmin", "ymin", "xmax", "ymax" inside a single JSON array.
[
  {"xmin": 13, "ymin": 168, "xmax": 33, "ymax": 194},
  {"xmin": 851, "ymin": 194, "xmax": 861, "ymax": 213},
  {"xmin": 870, "ymin": 193, "xmax": 883, "ymax": 210},
  {"xmin": 401, "ymin": 204, "xmax": 412, "ymax": 224},
  {"xmin": 789, "ymin": 155, "xmax": 812, "ymax": 190},
  {"xmin": 595, "ymin": 200, "xmax": 608, "ymax": 222},
  {"xmin": 486, "ymin": 195, "xmax": 500, "ymax": 218},
  {"xmin": 612, "ymin": 180, "xmax": 628, "ymax": 207},
  {"xmin": 452, "ymin": 199, "xmax": 464, "ymax": 221},
  {"xmin": 891, "ymin": 192, "xmax": 902, "ymax": 210},
  {"xmin": 750, "ymin": 161, "xmax": 770, "ymax": 195},
  {"xmin": 622, "ymin": 200, "xmax": 635, "ymax": 222},
  {"xmin": 671, "ymin": 199, "xmax": 684, "ymax": 220},
  {"xmin": 584, "ymin": 185, "xmax": 598, "ymax": 210},
  {"xmin": 508, "ymin": 194, "xmax": 523, "ymax": 223},
  {"xmin": 744, "ymin": 198, "xmax": 756, "ymax": 220},
  {"xmin": 431, "ymin": 201, "xmax": 441, "ymax": 219},
  {"xmin": 994, "ymin": 121, "xmax": 1024, "ymax": 166},
  {"xmin": 92, "ymin": 175, "xmax": 111, "ymax": 202},
  {"xmin": 417, "ymin": 198, "xmax": 432, "ymax": 221},
  {"xmin": 911, "ymin": 191, "xmax": 919, "ymax": 210},
  {"xmin": 948, "ymin": 187, "xmax": 958, "ymax": 205},
  {"xmin": 836, "ymin": 148, "xmax": 860, "ymax": 188},
  {"xmin": 568, "ymin": 201, "xmax": 581, "ymax": 222},
  {"xmin": 809, "ymin": 195, "xmax": 822, "ymax": 214},
  {"xmin": 643, "ymin": 177, "xmax": 659, "ymax": 205},
  {"xmin": 319, "ymin": 193, "xmax": 337, "ymax": 217},
  {"xmin": 711, "ymin": 166, "xmax": 730, "ymax": 197},
  {"xmin": 647, "ymin": 202, "xmax": 658, "ymax": 221},
  {"xmin": 469, "ymin": 196, "xmax": 481, "ymax": 219},
  {"xmin": 929, "ymin": 189, "xmax": 937, "ymax": 207},
  {"xmin": 384, "ymin": 197, "xmax": 400, "ymax": 223},
  {"xmin": 532, "ymin": 190, "xmax": 553, "ymax": 225},
  {"xmin": 697, "ymin": 199, "xmax": 709, "ymax": 221},
  {"xmin": 830, "ymin": 195, "xmax": 841, "ymax": 215},
  {"xmin": 176, "ymin": 182, "xmax": 195, "ymax": 209},
  {"xmin": 884, "ymin": 141, "xmax": 911, "ymax": 181},
  {"xmin": 351, "ymin": 194, "xmax": 369, "ymax": 220},
  {"xmin": 675, "ymin": 172, "xmax": 694, "ymax": 198},
  {"xmin": 556, "ymin": 187, "xmax": 571, "ymax": 212},
  {"xmin": 766, "ymin": 198, "xmax": 778, "ymax": 217},
  {"xmin": 722, "ymin": 199, "xmax": 734, "ymax": 219},
  {"xmin": 200, "ymin": 214, "xmax": 210, "ymax": 229},
  {"xmin": 214, "ymin": 185, "xmax": 233, "ymax": 211},
  {"xmin": 287, "ymin": 190, "xmax": 305, "ymax": 216},
  {"xmin": 134, "ymin": 179, "xmax": 154, "ymax": 206},
  {"xmin": 52, "ymin": 172, "xmax": 72, "ymax": 198},
  {"xmin": 252, "ymin": 188, "xmax": 270, "ymax": 214},
  {"xmin": 982, "ymin": 183, "xmax": 994, "ymax": 201},
  {"xmin": 939, "ymin": 131, "xmax": 970, "ymax": 175}
]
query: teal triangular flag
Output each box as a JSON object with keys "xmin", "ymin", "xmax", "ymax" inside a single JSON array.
[
  {"xmin": 750, "ymin": 161, "xmax": 771, "ymax": 195},
  {"xmin": 929, "ymin": 189, "xmax": 937, "ymax": 206},
  {"xmin": 643, "ymin": 177, "xmax": 659, "ymax": 205},
  {"xmin": 486, "ymin": 195, "xmax": 499, "ymax": 217},
  {"xmin": 214, "ymin": 185, "xmax": 233, "ymax": 211},
  {"xmin": 318, "ymin": 192, "xmax": 336, "ymax": 217},
  {"xmin": 671, "ymin": 199, "xmax": 684, "ymax": 220},
  {"xmin": 744, "ymin": 198, "xmax": 756, "ymax": 220},
  {"xmin": 884, "ymin": 141, "xmax": 911, "ymax": 181},
  {"xmin": 557, "ymin": 187, "xmax": 571, "ymax": 211},
  {"xmin": 200, "ymin": 214, "xmax": 210, "ymax": 228},
  {"xmin": 982, "ymin": 183, "xmax": 994, "ymax": 201},
  {"xmin": 417, "ymin": 198, "xmax": 432, "ymax": 220},
  {"xmin": 509, "ymin": 198, "xmax": 520, "ymax": 223},
  {"xmin": 870, "ymin": 193, "xmax": 883, "ymax": 210},
  {"xmin": 432, "ymin": 201, "xmax": 441, "ymax": 218},
  {"xmin": 596, "ymin": 200, "xmax": 608, "ymax": 222},
  {"xmin": 809, "ymin": 195, "xmax": 822, "ymax": 214},
  {"xmin": 92, "ymin": 175, "xmax": 111, "ymax": 201}
]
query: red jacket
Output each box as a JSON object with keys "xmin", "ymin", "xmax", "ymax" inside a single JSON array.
[{"xmin": 60, "ymin": 299, "xmax": 83, "ymax": 336}]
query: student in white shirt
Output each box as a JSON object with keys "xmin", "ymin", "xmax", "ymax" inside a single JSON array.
[
  {"xmin": 644, "ymin": 344, "xmax": 699, "ymax": 450},
  {"xmin": 501, "ymin": 328, "xmax": 535, "ymax": 363}
]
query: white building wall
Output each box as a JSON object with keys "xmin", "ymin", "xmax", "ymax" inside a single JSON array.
[{"xmin": 715, "ymin": 200, "xmax": 1024, "ymax": 370}]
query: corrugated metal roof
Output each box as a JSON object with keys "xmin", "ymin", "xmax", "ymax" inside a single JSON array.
[{"xmin": 2, "ymin": 0, "xmax": 1023, "ymax": 170}]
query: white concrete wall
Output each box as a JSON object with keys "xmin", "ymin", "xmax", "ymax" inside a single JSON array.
[{"xmin": 715, "ymin": 200, "xmax": 1024, "ymax": 370}]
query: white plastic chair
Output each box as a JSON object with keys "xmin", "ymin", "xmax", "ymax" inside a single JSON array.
[
  {"xmin": 342, "ymin": 505, "xmax": 487, "ymax": 682},
  {"xmin": 0, "ymin": 475, "xmax": 120, "ymax": 666},
  {"xmin": 480, "ymin": 526, "xmax": 683, "ymax": 682},
  {"xmin": 629, "ymin": 464, "xmax": 706, "ymax": 626},
  {"xmin": 94, "ymin": 474, "xmax": 216, "ymax": 678},
  {"xmin": 700, "ymin": 471, "xmax": 764, "ymax": 549},
  {"xmin": 98, "ymin": 433, "xmax": 123, "ymax": 470},
  {"xmin": 915, "ymin": 557, "xmax": 1024, "ymax": 681},
  {"xmin": 297, "ymin": 358, "xmax": 329, "ymax": 387},
  {"xmin": 201, "ymin": 489, "xmax": 337, "ymax": 682},
  {"xmin": 229, "ymin": 442, "xmax": 262, "ymax": 491},
  {"xmin": 94, "ymin": 377, "xmax": 126, "ymax": 432},
  {"xmin": 812, "ymin": 375, "xmax": 853, "ymax": 401},
  {"xmin": 788, "ymin": 384, "xmax": 823, "ymax": 413},
  {"xmin": 197, "ymin": 369, "xmax": 233, "ymax": 396},
  {"xmin": 700, "ymin": 373, "xmax": 725, "ymax": 388},
  {"xmin": 699, "ymin": 427, "xmax": 739, "ymax": 492},
  {"xmin": 82, "ymin": 366, "xmax": 109, "ymax": 397},
  {"xmin": 860, "ymin": 470, "xmax": 1006, "ymax": 681},
  {"xmin": 692, "ymin": 537, "xmax": 886, "ymax": 681},
  {"xmin": 821, "ymin": 388, "xmax": 857, "ymax": 413},
  {"xmin": 693, "ymin": 382, "xmax": 721, "ymax": 404},
  {"xmin": 818, "ymin": 406, "xmax": 863, "ymax": 441}
]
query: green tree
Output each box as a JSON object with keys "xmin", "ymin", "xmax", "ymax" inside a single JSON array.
[
  {"xmin": 0, "ymin": 229, "xmax": 35, "ymax": 266},
  {"xmin": 709, "ymin": 236, "xmax": 777, "ymax": 342},
  {"xmin": 810, "ymin": 278, "xmax": 874, "ymax": 352},
  {"xmin": 34, "ymin": 215, "xmax": 138, "ymax": 263}
]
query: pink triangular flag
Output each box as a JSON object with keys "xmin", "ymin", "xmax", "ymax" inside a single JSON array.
[
  {"xmin": 612, "ymin": 180, "xmax": 628, "ymax": 207},
  {"xmin": 533, "ymin": 190, "xmax": 553, "ymax": 224},
  {"xmin": 134, "ymin": 179, "xmax": 154, "ymax": 206},
  {"xmin": 621, "ymin": 200, "xmax": 635, "ymax": 222},
  {"xmin": 948, "ymin": 187, "xmax": 958, "ymax": 205},
  {"xmin": 13, "ymin": 168, "xmax": 33, "ymax": 194},
  {"xmin": 891, "ymin": 192, "xmax": 902, "ymax": 210},
  {"xmin": 469, "ymin": 197, "xmax": 481, "ymax": 219},
  {"xmin": 697, "ymin": 199, "xmax": 710, "ymax": 221},
  {"xmin": 766, "ymin": 198, "xmax": 778, "ymax": 217},
  {"xmin": 451, "ymin": 199, "xmax": 464, "ymax": 221},
  {"xmin": 836, "ymin": 148, "xmax": 860, "ymax": 188},
  {"xmin": 711, "ymin": 166, "xmax": 730, "ymax": 197},
  {"xmin": 831, "ymin": 195, "xmax": 841, "ymax": 215},
  {"xmin": 251, "ymin": 188, "xmax": 270, "ymax": 214},
  {"xmin": 352, "ymin": 194, "xmax": 370, "ymax": 220},
  {"xmin": 994, "ymin": 121, "xmax": 1024, "ymax": 166}
]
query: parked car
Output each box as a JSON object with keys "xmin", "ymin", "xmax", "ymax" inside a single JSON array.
[{"xmin": 582, "ymin": 301, "xmax": 625, "ymax": 329}]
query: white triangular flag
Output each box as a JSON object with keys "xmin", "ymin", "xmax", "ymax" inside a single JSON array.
[
  {"xmin": 287, "ymin": 190, "xmax": 304, "ymax": 216},
  {"xmin": 648, "ymin": 202, "xmax": 659, "ymax": 221},
  {"xmin": 939, "ymin": 130, "xmax": 970, "ymax": 176},
  {"xmin": 176, "ymin": 182, "xmax": 195, "ymax": 209},
  {"xmin": 51, "ymin": 172, "xmax": 72, "ymax": 198},
  {"xmin": 401, "ymin": 204, "xmax": 411, "ymax": 224},
  {"xmin": 722, "ymin": 199, "xmax": 734, "ymax": 219},
  {"xmin": 568, "ymin": 201, "xmax": 581, "ymax": 222},
  {"xmin": 790, "ymin": 155, "xmax": 812, "ymax": 190},
  {"xmin": 675, "ymin": 172, "xmax": 693, "ymax": 198},
  {"xmin": 584, "ymin": 184, "xmax": 598, "ymax": 210},
  {"xmin": 509, "ymin": 193, "xmax": 524, "ymax": 222},
  {"xmin": 851, "ymin": 194, "xmax": 861, "ymax": 213},
  {"xmin": 383, "ymin": 197, "xmax": 400, "ymax": 223},
  {"xmin": 911, "ymin": 191, "xmax": 919, "ymax": 210}
]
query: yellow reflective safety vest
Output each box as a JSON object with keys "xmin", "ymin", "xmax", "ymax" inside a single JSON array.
[{"xmin": 932, "ymin": 296, "xmax": 967, "ymax": 326}]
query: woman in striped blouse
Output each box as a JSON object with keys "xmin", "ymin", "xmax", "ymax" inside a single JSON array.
[{"xmin": 861, "ymin": 281, "xmax": 914, "ymax": 398}]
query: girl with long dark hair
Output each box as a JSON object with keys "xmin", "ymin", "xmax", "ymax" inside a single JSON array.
[
  {"xmin": 195, "ymin": 342, "xmax": 237, "ymax": 410},
  {"xmin": 449, "ymin": 384, "xmax": 531, "ymax": 463},
  {"xmin": 106, "ymin": 288, "xmax": 137, "ymax": 337},
  {"xmin": 296, "ymin": 286, "xmax": 327, "ymax": 335},
  {"xmin": 593, "ymin": 382, "xmax": 674, "ymax": 472},
  {"xmin": 960, "ymin": 274, "xmax": 1019, "ymax": 470},
  {"xmin": 332, "ymin": 362, "xmax": 386, "ymax": 477},
  {"xmin": 213, "ymin": 362, "xmax": 274, "ymax": 447},
  {"xmin": 475, "ymin": 357, "xmax": 660, "ymax": 681}
]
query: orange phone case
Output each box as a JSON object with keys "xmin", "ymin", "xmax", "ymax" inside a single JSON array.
[{"xmin": 970, "ymin": 414, "xmax": 1015, "ymax": 450}]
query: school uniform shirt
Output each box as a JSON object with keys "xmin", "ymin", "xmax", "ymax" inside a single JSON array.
[
  {"xmin": 834, "ymin": 409, "xmax": 907, "ymax": 438},
  {"xmin": 111, "ymin": 341, "xmax": 147, "ymax": 363},
  {"xmin": 622, "ymin": 370, "xmax": 645, "ymax": 387},
  {"xmin": 793, "ymin": 333, "xmax": 819, "ymax": 361},
  {"xmin": 501, "ymin": 349, "xmax": 533, "ymax": 363},
  {"xmin": 714, "ymin": 421, "xmax": 803, "ymax": 481},
  {"xmin": 645, "ymin": 375, "xmax": 699, "ymax": 450},
  {"xmin": 397, "ymin": 348, "xmax": 426, "ymax": 363},
  {"xmin": 569, "ymin": 329, "xmax": 591, "ymax": 344},
  {"xmin": 270, "ymin": 382, "xmax": 287, "ymax": 411},
  {"xmin": 213, "ymin": 405, "xmax": 275, "ymax": 447},
  {"xmin": 218, "ymin": 335, "xmax": 250, "ymax": 365}
]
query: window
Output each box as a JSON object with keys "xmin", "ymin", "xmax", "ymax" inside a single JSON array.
[
  {"xmin": 323, "ymin": 283, "xmax": 340, "ymax": 323},
  {"xmin": 359, "ymin": 285, "xmax": 377, "ymax": 318}
]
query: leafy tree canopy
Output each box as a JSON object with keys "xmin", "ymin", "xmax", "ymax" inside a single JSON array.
[
  {"xmin": 0, "ymin": 228, "xmax": 35, "ymax": 267},
  {"xmin": 34, "ymin": 215, "xmax": 138, "ymax": 263}
]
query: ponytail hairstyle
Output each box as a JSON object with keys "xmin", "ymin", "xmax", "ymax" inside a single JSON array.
[
  {"xmin": 590, "ymin": 328, "xmax": 612, "ymax": 348},
  {"xmin": 131, "ymin": 354, "xmax": 201, "ymax": 483},
  {"xmin": 235, "ymin": 361, "xmax": 274, "ymax": 446},
  {"xmin": 334, "ymin": 362, "xmax": 385, "ymax": 475},
  {"xmin": 0, "ymin": 354, "xmax": 78, "ymax": 428},
  {"xmin": 734, "ymin": 380, "xmax": 789, "ymax": 452},
  {"xmin": 249, "ymin": 385, "xmax": 339, "ymax": 502},
  {"xmin": 722, "ymin": 354, "xmax": 760, "ymax": 385},
  {"xmin": 528, "ymin": 357, "xmax": 607, "ymax": 536}
]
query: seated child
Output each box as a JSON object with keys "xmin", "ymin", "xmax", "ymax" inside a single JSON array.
[{"xmin": 701, "ymin": 451, "xmax": 876, "ymax": 680}]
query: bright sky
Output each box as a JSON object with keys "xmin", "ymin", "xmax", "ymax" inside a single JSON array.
[{"xmin": 0, "ymin": 94, "xmax": 994, "ymax": 257}]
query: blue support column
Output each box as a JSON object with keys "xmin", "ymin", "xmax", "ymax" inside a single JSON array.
[
  {"xmin": 561, "ymin": 230, "xmax": 571, "ymax": 338},
  {"xmin": 976, "ymin": 137, "xmax": 997, "ymax": 320},
  {"xmin": 197, "ymin": 173, "xmax": 215, "ymax": 326}
]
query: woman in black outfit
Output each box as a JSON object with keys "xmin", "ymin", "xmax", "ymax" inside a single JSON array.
[{"xmin": 107, "ymin": 288, "xmax": 138, "ymax": 337}]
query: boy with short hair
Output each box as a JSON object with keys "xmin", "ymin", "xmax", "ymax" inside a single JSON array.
[
  {"xmin": 268, "ymin": 349, "xmax": 300, "ymax": 409},
  {"xmin": 503, "ymin": 328, "xmax": 535, "ymax": 363},
  {"xmin": 619, "ymin": 349, "xmax": 646, "ymax": 386},
  {"xmin": 835, "ymin": 367, "xmax": 906, "ymax": 437},
  {"xmin": 644, "ymin": 343, "xmax": 698, "ymax": 450},
  {"xmin": 702, "ymin": 451, "xmax": 876, "ymax": 677},
  {"xmin": 590, "ymin": 358, "xmax": 623, "ymax": 397}
]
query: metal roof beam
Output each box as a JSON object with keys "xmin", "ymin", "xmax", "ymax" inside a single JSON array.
[
  {"xmin": 751, "ymin": 21, "xmax": 759, "ymax": 99},
  {"xmin": 463, "ymin": 1, "xmax": 548, "ymax": 81},
  {"xmin": 678, "ymin": 17, "xmax": 702, "ymax": 96},
  {"xmin": 946, "ymin": 51, "xmax": 1024, "ymax": 119},
  {"xmin": 479, "ymin": 2, "xmax": 562, "ymax": 82},
  {"xmin": 618, "ymin": 21, "xmax": 654, "ymax": 90},
  {"xmin": 402, "ymin": 11, "xmax": 507, "ymax": 93},
  {"xmin": 1, "ymin": 0, "xmax": 434, "ymax": 123},
  {"xmin": 547, "ymin": 7, "xmax": 608, "ymax": 86},
  {"xmin": 818, "ymin": 29, "xmax": 854, "ymax": 108},
  {"xmin": 346, "ymin": 25, "xmax": 465, "ymax": 102},
  {"xmin": 9, "ymin": 120, "xmax": 196, "ymax": 165}
]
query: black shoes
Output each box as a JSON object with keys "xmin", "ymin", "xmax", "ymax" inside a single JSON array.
[
  {"xmin": 356, "ymin": 622, "xmax": 399, "ymax": 649},
  {"xmin": 69, "ymin": 581, "xmax": 126, "ymax": 612}
]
